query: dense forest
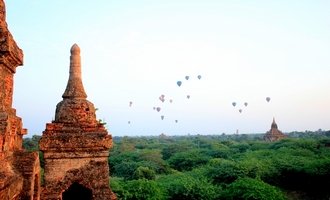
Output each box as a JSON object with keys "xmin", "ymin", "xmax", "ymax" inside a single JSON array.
[{"xmin": 24, "ymin": 131, "xmax": 330, "ymax": 200}]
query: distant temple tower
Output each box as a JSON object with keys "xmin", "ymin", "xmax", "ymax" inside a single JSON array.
[
  {"xmin": 39, "ymin": 44, "xmax": 116, "ymax": 200},
  {"xmin": 264, "ymin": 118, "xmax": 287, "ymax": 142},
  {"xmin": 0, "ymin": 0, "xmax": 40, "ymax": 199}
]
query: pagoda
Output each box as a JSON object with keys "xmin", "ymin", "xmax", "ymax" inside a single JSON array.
[
  {"xmin": 264, "ymin": 118, "xmax": 287, "ymax": 142},
  {"xmin": 39, "ymin": 44, "xmax": 116, "ymax": 200}
]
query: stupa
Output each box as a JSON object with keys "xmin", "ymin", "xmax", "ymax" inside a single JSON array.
[{"xmin": 39, "ymin": 44, "xmax": 116, "ymax": 200}]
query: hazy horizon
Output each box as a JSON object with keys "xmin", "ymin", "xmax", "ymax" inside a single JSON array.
[{"xmin": 6, "ymin": 1, "xmax": 330, "ymax": 137}]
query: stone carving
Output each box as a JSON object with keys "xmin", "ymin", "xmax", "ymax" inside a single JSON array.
[
  {"xmin": 264, "ymin": 118, "xmax": 287, "ymax": 142},
  {"xmin": 39, "ymin": 44, "xmax": 116, "ymax": 200},
  {"xmin": 0, "ymin": 0, "xmax": 40, "ymax": 199}
]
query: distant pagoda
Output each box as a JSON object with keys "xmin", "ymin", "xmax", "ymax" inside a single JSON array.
[
  {"xmin": 39, "ymin": 44, "xmax": 116, "ymax": 200},
  {"xmin": 264, "ymin": 118, "xmax": 287, "ymax": 142}
]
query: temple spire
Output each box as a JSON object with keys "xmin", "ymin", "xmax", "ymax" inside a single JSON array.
[
  {"xmin": 271, "ymin": 117, "xmax": 278, "ymax": 129},
  {"xmin": 62, "ymin": 44, "xmax": 87, "ymax": 99}
]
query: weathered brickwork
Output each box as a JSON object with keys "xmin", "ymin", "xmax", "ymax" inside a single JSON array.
[
  {"xmin": 0, "ymin": 1, "xmax": 40, "ymax": 199},
  {"xmin": 39, "ymin": 44, "xmax": 116, "ymax": 200}
]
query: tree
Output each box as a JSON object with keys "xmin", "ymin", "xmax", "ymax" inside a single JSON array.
[
  {"xmin": 161, "ymin": 143, "xmax": 192, "ymax": 160},
  {"xmin": 206, "ymin": 159, "xmax": 245, "ymax": 185},
  {"xmin": 220, "ymin": 177, "xmax": 286, "ymax": 200},
  {"xmin": 113, "ymin": 161, "xmax": 140, "ymax": 180},
  {"xmin": 133, "ymin": 166, "xmax": 156, "ymax": 180},
  {"xmin": 158, "ymin": 173, "xmax": 218, "ymax": 200},
  {"xmin": 168, "ymin": 149, "xmax": 211, "ymax": 171},
  {"xmin": 123, "ymin": 179, "xmax": 165, "ymax": 200}
]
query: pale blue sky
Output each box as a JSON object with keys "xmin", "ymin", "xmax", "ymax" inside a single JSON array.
[{"xmin": 5, "ymin": 0, "xmax": 330, "ymax": 136}]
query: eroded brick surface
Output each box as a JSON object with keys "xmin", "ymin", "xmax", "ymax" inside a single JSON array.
[
  {"xmin": 39, "ymin": 44, "xmax": 116, "ymax": 200},
  {"xmin": 0, "ymin": 1, "xmax": 40, "ymax": 199}
]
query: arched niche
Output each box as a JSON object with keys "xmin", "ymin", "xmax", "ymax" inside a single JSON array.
[{"xmin": 62, "ymin": 182, "xmax": 92, "ymax": 200}]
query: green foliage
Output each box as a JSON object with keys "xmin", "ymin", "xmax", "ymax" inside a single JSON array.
[
  {"xmin": 205, "ymin": 143, "xmax": 233, "ymax": 159},
  {"xmin": 114, "ymin": 179, "xmax": 165, "ymax": 200},
  {"xmin": 109, "ymin": 151, "xmax": 140, "ymax": 170},
  {"xmin": 269, "ymin": 138, "xmax": 319, "ymax": 152},
  {"xmin": 109, "ymin": 177, "xmax": 129, "ymax": 199},
  {"xmin": 138, "ymin": 149, "xmax": 170, "ymax": 173},
  {"xmin": 158, "ymin": 173, "xmax": 218, "ymax": 200},
  {"xmin": 161, "ymin": 142, "xmax": 192, "ymax": 160},
  {"xmin": 22, "ymin": 135, "xmax": 41, "ymax": 151},
  {"xmin": 168, "ymin": 149, "xmax": 211, "ymax": 171},
  {"xmin": 220, "ymin": 177, "xmax": 287, "ymax": 200},
  {"xmin": 24, "ymin": 132, "xmax": 330, "ymax": 199},
  {"xmin": 113, "ymin": 161, "xmax": 137, "ymax": 180},
  {"xmin": 206, "ymin": 159, "xmax": 245, "ymax": 184},
  {"xmin": 133, "ymin": 166, "xmax": 156, "ymax": 180},
  {"xmin": 237, "ymin": 150, "xmax": 279, "ymax": 181},
  {"xmin": 110, "ymin": 149, "xmax": 170, "ymax": 179}
]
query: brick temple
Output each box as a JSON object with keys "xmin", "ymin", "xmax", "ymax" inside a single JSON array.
[
  {"xmin": 0, "ymin": 1, "xmax": 116, "ymax": 198},
  {"xmin": 0, "ymin": 0, "xmax": 40, "ymax": 199},
  {"xmin": 264, "ymin": 118, "xmax": 287, "ymax": 142},
  {"xmin": 39, "ymin": 44, "xmax": 116, "ymax": 200}
]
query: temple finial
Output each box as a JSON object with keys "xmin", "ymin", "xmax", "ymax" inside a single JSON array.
[
  {"xmin": 71, "ymin": 43, "xmax": 80, "ymax": 55},
  {"xmin": 62, "ymin": 44, "xmax": 87, "ymax": 99}
]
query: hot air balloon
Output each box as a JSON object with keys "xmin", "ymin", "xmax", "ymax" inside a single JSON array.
[
  {"xmin": 128, "ymin": 121, "xmax": 131, "ymax": 124},
  {"xmin": 169, "ymin": 99, "xmax": 173, "ymax": 103},
  {"xmin": 159, "ymin": 95, "xmax": 165, "ymax": 103},
  {"xmin": 161, "ymin": 115, "xmax": 164, "ymax": 120},
  {"xmin": 197, "ymin": 75, "xmax": 202, "ymax": 80},
  {"xmin": 129, "ymin": 101, "xmax": 133, "ymax": 107},
  {"xmin": 244, "ymin": 102, "xmax": 248, "ymax": 107},
  {"xmin": 232, "ymin": 102, "xmax": 237, "ymax": 107},
  {"xmin": 156, "ymin": 107, "xmax": 161, "ymax": 112},
  {"xmin": 187, "ymin": 95, "xmax": 190, "ymax": 99},
  {"xmin": 153, "ymin": 107, "xmax": 156, "ymax": 110},
  {"xmin": 239, "ymin": 109, "xmax": 242, "ymax": 113},
  {"xmin": 266, "ymin": 97, "xmax": 271, "ymax": 102},
  {"xmin": 175, "ymin": 120, "xmax": 178, "ymax": 123},
  {"xmin": 185, "ymin": 76, "xmax": 189, "ymax": 80},
  {"xmin": 177, "ymin": 81, "xmax": 182, "ymax": 87}
]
